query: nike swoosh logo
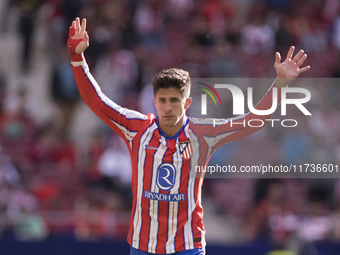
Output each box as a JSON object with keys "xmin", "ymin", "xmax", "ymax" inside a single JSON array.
[{"xmin": 145, "ymin": 145, "xmax": 158, "ymax": 150}]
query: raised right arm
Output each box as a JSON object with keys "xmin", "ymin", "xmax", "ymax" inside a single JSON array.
[{"xmin": 68, "ymin": 18, "xmax": 149, "ymax": 144}]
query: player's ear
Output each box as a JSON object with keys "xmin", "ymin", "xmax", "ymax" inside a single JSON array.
[
  {"xmin": 184, "ymin": 97, "xmax": 192, "ymax": 110},
  {"xmin": 153, "ymin": 97, "xmax": 156, "ymax": 106}
]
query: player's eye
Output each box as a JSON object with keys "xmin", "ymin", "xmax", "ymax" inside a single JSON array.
[
  {"xmin": 159, "ymin": 98, "xmax": 165, "ymax": 102},
  {"xmin": 170, "ymin": 98, "xmax": 179, "ymax": 103}
]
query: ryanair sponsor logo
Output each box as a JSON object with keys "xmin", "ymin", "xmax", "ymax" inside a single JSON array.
[{"xmin": 144, "ymin": 191, "xmax": 185, "ymax": 201}]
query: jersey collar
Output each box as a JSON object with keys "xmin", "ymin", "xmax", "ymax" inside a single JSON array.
[{"xmin": 156, "ymin": 116, "xmax": 189, "ymax": 140}]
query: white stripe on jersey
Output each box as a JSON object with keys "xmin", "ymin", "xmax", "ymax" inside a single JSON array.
[
  {"xmin": 109, "ymin": 118, "xmax": 137, "ymax": 144},
  {"xmin": 203, "ymin": 130, "xmax": 238, "ymax": 154},
  {"xmin": 78, "ymin": 61, "xmax": 147, "ymax": 141},
  {"xmin": 148, "ymin": 137, "xmax": 167, "ymax": 253},
  {"xmin": 165, "ymin": 142, "xmax": 183, "ymax": 253},
  {"xmin": 81, "ymin": 62, "xmax": 147, "ymax": 119},
  {"xmin": 190, "ymin": 115, "xmax": 248, "ymax": 127},
  {"xmin": 184, "ymin": 126, "xmax": 197, "ymax": 250},
  {"xmin": 133, "ymin": 123, "xmax": 158, "ymax": 248},
  {"xmin": 190, "ymin": 118, "xmax": 219, "ymax": 125},
  {"xmin": 189, "ymin": 127, "xmax": 205, "ymax": 248}
]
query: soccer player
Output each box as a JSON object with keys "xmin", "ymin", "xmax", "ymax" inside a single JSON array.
[{"xmin": 67, "ymin": 17, "xmax": 310, "ymax": 255}]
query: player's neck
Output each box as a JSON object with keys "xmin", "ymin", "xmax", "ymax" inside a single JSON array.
[{"xmin": 159, "ymin": 117, "xmax": 185, "ymax": 137}]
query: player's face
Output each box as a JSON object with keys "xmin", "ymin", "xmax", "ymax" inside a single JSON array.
[{"xmin": 153, "ymin": 87, "xmax": 192, "ymax": 135}]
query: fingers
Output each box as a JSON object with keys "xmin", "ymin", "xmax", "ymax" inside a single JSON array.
[
  {"xmin": 297, "ymin": 54, "xmax": 307, "ymax": 67},
  {"xmin": 286, "ymin": 46, "xmax": 295, "ymax": 61},
  {"xmin": 69, "ymin": 21, "xmax": 76, "ymax": 37},
  {"xmin": 299, "ymin": 65, "xmax": 311, "ymax": 74},
  {"xmin": 275, "ymin": 52, "xmax": 281, "ymax": 65},
  {"xmin": 295, "ymin": 51, "xmax": 309, "ymax": 73},
  {"xmin": 293, "ymin": 49, "xmax": 304, "ymax": 63},
  {"xmin": 84, "ymin": 31, "xmax": 89, "ymax": 45},
  {"xmin": 70, "ymin": 20, "xmax": 76, "ymax": 29},
  {"xmin": 70, "ymin": 17, "xmax": 87, "ymax": 39},
  {"xmin": 81, "ymin": 18, "xmax": 86, "ymax": 34},
  {"xmin": 76, "ymin": 17, "xmax": 80, "ymax": 33}
]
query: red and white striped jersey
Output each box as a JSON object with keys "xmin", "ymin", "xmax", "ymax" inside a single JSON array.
[{"xmin": 71, "ymin": 60, "xmax": 281, "ymax": 254}]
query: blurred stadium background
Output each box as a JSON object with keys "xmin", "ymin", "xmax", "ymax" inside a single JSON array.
[{"xmin": 1, "ymin": 0, "xmax": 340, "ymax": 254}]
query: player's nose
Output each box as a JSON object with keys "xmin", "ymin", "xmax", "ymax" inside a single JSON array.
[{"xmin": 164, "ymin": 101, "xmax": 172, "ymax": 111}]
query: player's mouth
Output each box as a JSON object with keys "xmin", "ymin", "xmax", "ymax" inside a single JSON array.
[{"xmin": 163, "ymin": 115, "xmax": 174, "ymax": 119}]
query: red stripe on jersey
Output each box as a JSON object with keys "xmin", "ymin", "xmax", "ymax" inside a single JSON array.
[
  {"xmin": 128, "ymin": 197, "xmax": 137, "ymax": 245},
  {"xmin": 138, "ymin": 134, "xmax": 159, "ymax": 251},
  {"xmin": 176, "ymin": 161, "xmax": 189, "ymax": 251},
  {"xmin": 128, "ymin": 123, "xmax": 152, "ymax": 246},
  {"xmin": 128, "ymin": 131, "xmax": 142, "ymax": 245},
  {"xmin": 156, "ymin": 138, "xmax": 176, "ymax": 253},
  {"xmin": 193, "ymin": 178, "xmax": 204, "ymax": 249},
  {"xmin": 186, "ymin": 124, "xmax": 206, "ymax": 249},
  {"xmin": 157, "ymin": 198, "xmax": 169, "ymax": 253},
  {"xmin": 175, "ymin": 130, "xmax": 192, "ymax": 251}
]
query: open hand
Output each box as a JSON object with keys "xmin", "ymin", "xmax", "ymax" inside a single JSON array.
[
  {"xmin": 274, "ymin": 46, "xmax": 310, "ymax": 88},
  {"xmin": 67, "ymin": 17, "xmax": 89, "ymax": 61}
]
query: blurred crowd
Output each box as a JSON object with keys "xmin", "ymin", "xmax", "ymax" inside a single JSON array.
[{"xmin": 1, "ymin": 0, "xmax": 340, "ymax": 252}]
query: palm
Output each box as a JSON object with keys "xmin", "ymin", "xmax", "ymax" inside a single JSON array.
[
  {"xmin": 74, "ymin": 40, "xmax": 88, "ymax": 54},
  {"xmin": 274, "ymin": 46, "xmax": 310, "ymax": 87},
  {"xmin": 276, "ymin": 60, "xmax": 299, "ymax": 79}
]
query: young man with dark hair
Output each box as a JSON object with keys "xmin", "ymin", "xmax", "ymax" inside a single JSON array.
[
  {"xmin": 152, "ymin": 68, "xmax": 191, "ymax": 96},
  {"xmin": 67, "ymin": 17, "xmax": 310, "ymax": 255}
]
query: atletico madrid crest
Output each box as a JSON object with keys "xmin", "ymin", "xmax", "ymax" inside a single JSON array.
[{"xmin": 178, "ymin": 140, "xmax": 193, "ymax": 159}]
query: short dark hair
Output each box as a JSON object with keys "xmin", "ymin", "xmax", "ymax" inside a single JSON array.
[{"xmin": 152, "ymin": 68, "xmax": 191, "ymax": 97}]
